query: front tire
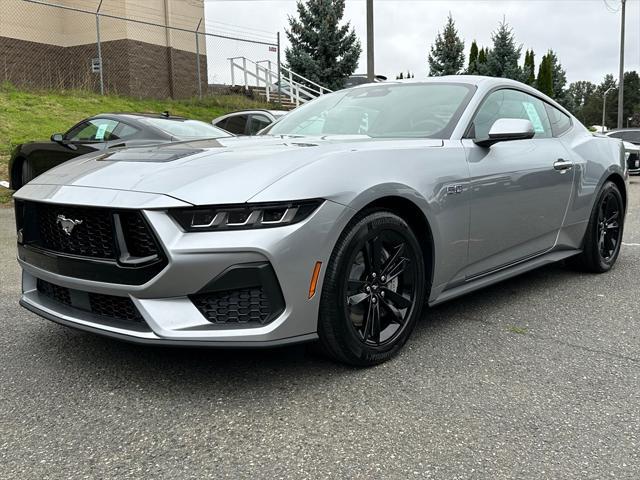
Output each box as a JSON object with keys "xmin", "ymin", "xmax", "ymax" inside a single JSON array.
[
  {"xmin": 572, "ymin": 181, "xmax": 624, "ymax": 273},
  {"xmin": 318, "ymin": 211, "xmax": 426, "ymax": 366}
]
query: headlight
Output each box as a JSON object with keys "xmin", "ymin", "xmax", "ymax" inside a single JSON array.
[{"xmin": 169, "ymin": 199, "xmax": 324, "ymax": 232}]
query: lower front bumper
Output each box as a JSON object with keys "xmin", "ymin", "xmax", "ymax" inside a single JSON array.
[{"xmin": 20, "ymin": 293, "xmax": 318, "ymax": 348}]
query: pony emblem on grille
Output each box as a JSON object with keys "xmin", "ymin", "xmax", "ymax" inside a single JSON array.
[{"xmin": 56, "ymin": 215, "xmax": 83, "ymax": 236}]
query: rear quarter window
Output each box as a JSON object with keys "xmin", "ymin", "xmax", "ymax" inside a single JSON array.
[{"xmin": 544, "ymin": 104, "xmax": 572, "ymax": 137}]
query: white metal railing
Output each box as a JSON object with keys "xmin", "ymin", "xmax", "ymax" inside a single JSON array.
[{"xmin": 228, "ymin": 56, "xmax": 332, "ymax": 106}]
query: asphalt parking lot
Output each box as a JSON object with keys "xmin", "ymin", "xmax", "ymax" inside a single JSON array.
[{"xmin": 1, "ymin": 181, "xmax": 639, "ymax": 480}]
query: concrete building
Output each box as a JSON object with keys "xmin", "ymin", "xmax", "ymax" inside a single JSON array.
[{"xmin": 0, "ymin": 0, "xmax": 207, "ymax": 98}]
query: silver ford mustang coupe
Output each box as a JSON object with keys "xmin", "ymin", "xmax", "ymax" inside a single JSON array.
[{"xmin": 15, "ymin": 77, "xmax": 627, "ymax": 366}]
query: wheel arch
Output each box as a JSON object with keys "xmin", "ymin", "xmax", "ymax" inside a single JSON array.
[
  {"xmin": 605, "ymin": 173, "xmax": 627, "ymax": 212},
  {"xmin": 355, "ymin": 195, "xmax": 435, "ymax": 292}
]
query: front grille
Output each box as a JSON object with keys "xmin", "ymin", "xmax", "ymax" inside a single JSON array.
[
  {"xmin": 37, "ymin": 203, "xmax": 117, "ymax": 259},
  {"xmin": 37, "ymin": 279, "xmax": 144, "ymax": 324},
  {"xmin": 120, "ymin": 212, "xmax": 158, "ymax": 258},
  {"xmin": 17, "ymin": 201, "xmax": 161, "ymax": 262},
  {"xmin": 190, "ymin": 287, "xmax": 273, "ymax": 326}
]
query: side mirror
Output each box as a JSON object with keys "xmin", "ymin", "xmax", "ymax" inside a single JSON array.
[
  {"xmin": 474, "ymin": 118, "xmax": 535, "ymax": 148},
  {"xmin": 51, "ymin": 133, "xmax": 64, "ymax": 143}
]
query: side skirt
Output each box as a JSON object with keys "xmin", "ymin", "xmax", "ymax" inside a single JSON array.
[{"xmin": 428, "ymin": 249, "xmax": 582, "ymax": 307}]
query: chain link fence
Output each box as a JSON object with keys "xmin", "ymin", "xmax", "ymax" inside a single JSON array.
[{"xmin": 0, "ymin": 0, "xmax": 280, "ymax": 99}]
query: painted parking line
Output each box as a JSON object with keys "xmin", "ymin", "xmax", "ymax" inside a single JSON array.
[
  {"xmin": 0, "ymin": 181, "xmax": 9, "ymax": 189},
  {"xmin": 622, "ymin": 243, "xmax": 640, "ymax": 247}
]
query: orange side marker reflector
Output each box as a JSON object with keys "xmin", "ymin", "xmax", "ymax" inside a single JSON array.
[{"xmin": 308, "ymin": 261, "xmax": 322, "ymax": 299}]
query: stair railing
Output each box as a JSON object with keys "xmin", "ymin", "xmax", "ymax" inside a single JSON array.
[{"xmin": 228, "ymin": 56, "xmax": 332, "ymax": 106}]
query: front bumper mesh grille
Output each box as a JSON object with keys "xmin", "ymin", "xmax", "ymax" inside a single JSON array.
[
  {"xmin": 37, "ymin": 279, "xmax": 144, "ymax": 324},
  {"xmin": 37, "ymin": 278, "xmax": 72, "ymax": 306},
  {"xmin": 190, "ymin": 287, "xmax": 273, "ymax": 326}
]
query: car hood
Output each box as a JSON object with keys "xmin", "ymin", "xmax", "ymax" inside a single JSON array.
[{"xmin": 26, "ymin": 136, "xmax": 443, "ymax": 205}]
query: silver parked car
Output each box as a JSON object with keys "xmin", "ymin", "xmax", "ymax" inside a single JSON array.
[{"xmin": 15, "ymin": 77, "xmax": 627, "ymax": 366}]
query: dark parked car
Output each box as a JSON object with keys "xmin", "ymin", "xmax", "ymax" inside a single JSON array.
[
  {"xmin": 605, "ymin": 128, "xmax": 640, "ymax": 174},
  {"xmin": 9, "ymin": 113, "xmax": 231, "ymax": 190},
  {"xmin": 212, "ymin": 109, "xmax": 288, "ymax": 136},
  {"xmin": 343, "ymin": 74, "xmax": 387, "ymax": 89}
]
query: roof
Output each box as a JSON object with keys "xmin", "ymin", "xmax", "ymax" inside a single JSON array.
[{"xmin": 90, "ymin": 112, "xmax": 188, "ymax": 121}]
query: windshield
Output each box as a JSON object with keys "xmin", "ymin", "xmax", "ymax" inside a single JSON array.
[
  {"xmin": 142, "ymin": 118, "xmax": 231, "ymax": 139},
  {"xmin": 267, "ymin": 83, "xmax": 474, "ymax": 139}
]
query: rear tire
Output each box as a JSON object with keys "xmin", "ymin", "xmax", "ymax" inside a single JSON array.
[
  {"xmin": 318, "ymin": 211, "xmax": 426, "ymax": 366},
  {"xmin": 571, "ymin": 181, "xmax": 624, "ymax": 273}
]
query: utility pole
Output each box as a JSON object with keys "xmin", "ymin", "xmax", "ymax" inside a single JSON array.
[
  {"xmin": 95, "ymin": 0, "xmax": 104, "ymax": 95},
  {"xmin": 617, "ymin": 0, "xmax": 626, "ymax": 129},
  {"xmin": 195, "ymin": 18, "xmax": 202, "ymax": 100},
  {"xmin": 603, "ymin": 86, "xmax": 615, "ymax": 133},
  {"xmin": 366, "ymin": 0, "xmax": 374, "ymax": 82}
]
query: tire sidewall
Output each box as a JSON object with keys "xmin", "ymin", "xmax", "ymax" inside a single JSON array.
[
  {"xmin": 588, "ymin": 181, "xmax": 625, "ymax": 272},
  {"xmin": 319, "ymin": 211, "xmax": 426, "ymax": 366}
]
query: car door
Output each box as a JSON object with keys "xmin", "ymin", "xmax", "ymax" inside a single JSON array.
[{"xmin": 461, "ymin": 88, "xmax": 574, "ymax": 278}]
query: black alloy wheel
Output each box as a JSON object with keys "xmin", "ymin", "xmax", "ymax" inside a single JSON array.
[
  {"xmin": 318, "ymin": 211, "xmax": 426, "ymax": 366},
  {"xmin": 597, "ymin": 190, "xmax": 622, "ymax": 262},
  {"xmin": 345, "ymin": 229, "xmax": 419, "ymax": 346}
]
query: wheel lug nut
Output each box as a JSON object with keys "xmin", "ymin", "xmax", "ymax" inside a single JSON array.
[
  {"xmin": 366, "ymin": 286, "xmax": 371, "ymax": 292},
  {"xmin": 380, "ymin": 291, "xmax": 385, "ymax": 297},
  {"xmin": 372, "ymin": 297, "xmax": 377, "ymax": 303},
  {"xmin": 381, "ymin": 275, "xmax": 386, "ymax": 282},
  {"xmin": 372, "ymin": 273, "xmax": 377, "ymax": 278}
]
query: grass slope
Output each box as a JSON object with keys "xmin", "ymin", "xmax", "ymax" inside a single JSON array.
[{"xmin": 0, "ymin": 84, "xmax": 271, "ymax": 197}]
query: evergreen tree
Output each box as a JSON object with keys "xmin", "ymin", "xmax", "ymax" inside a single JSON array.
[
  {"xmin": 523, "ymin": 49, "xmax": 535, "ymax": 85},
  {"xmin": 467, "ymin": 40, "xmax": 479, "ymax": 74},
  {"xmin": 428, "ymin": 13, "xmax": 465, "ymax": 76},
  {"xmin": 285, "ymin": 0, "xmax": 361, "ymax": 90},
  {"xmin": 480, "ymin": 20, "xmax": 522, "ymax": 80},
  {"xmin": 536, "ymin": 54, "xmax": 554, "ymax": 97},
  {"xmin": 397, "ymin": 72, "xmax": 404, "ymax": 80},
  {"xmin": 478, "ymin": 48, "xmax": 488, "ymax": 66},
  {"xmin": 546, "ymin": 50, "xmax": 570, "ymax": 107}
]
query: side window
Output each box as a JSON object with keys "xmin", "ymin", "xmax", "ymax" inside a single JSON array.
[
  {"xmin": 66, "ymin": 119, "xmax": 120, "ymax": 142},
  {"xmin": 248, "ymin": 114, "xmax": 272, "ymax": 135},
  {"xmin": 544, "ymin": 104, "xmax": 572, "ymax": 137},
  {"xmin": 221, "ymin": 114, "xmax": 249, "ymax": 135},
  {"xmin": 472, "ymin": 89, "xmax": 552, "ymax": 140},
  {"xmin": 115, "ymin": 123, "xmax": 140, "ymax": 139}
]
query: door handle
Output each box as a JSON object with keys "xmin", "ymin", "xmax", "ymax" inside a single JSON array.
[{"xmin": 553, "ymin": 159, "xmax": 573, "ymax": 172}]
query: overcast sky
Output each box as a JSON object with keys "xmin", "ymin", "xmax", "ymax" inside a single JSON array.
[{"xmin": 203, "ymin": 0, "xmax": 639, "ymax": 86}]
